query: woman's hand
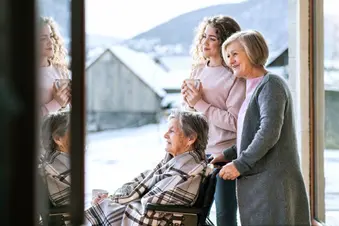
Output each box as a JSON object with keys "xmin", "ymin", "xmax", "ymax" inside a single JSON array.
[
  {"xmin": 52, "ymin": 82, "xmax": 71, "ymax": 107},
  {"xmin": 219, "ymin": 162, "xmax": 240, "ymax": 180},
  {"xmin": 181, "ymin": 82, "xmax": 203, "ymax": 107},
  {"xmin": 181, "ymin": 82, "xmax": 191, "ymax": 107}
]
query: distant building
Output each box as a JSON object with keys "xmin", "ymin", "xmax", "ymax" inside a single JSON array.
[{"xmin": 85, "ymin": 46, "xmax": 166, "ymax": 131}]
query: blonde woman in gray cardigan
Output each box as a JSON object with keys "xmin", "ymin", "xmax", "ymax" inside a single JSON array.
[{"xmin": 211, "ymin": 30, "xmax": 311, "ymax": 226}]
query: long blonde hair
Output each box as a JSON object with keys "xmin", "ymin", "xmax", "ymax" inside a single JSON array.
[
  {"xmin": 40, "ymin": 16, "xmax": 69, "ymax": 77},
  {"xmin": 190, "ymin": 15, "xmax": 241, "ymax": 73}
]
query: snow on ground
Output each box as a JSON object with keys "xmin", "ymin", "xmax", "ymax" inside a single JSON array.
[{"xmin": 85, "ymin": 123, "xmax": 167, "ymax": 208}]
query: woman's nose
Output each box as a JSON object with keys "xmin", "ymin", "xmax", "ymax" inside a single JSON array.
[
  {"xmin": 47, "ymin": 37, "xmax": 52, "ymax": 45},
  {"xmin": 164, "ymin": 132, "xmax": 168, "ymax": 139},
  {"xmin": 202, "ymin": 38, "xmax": 208, "ymax": 45},
  {"xmin": 229, "ymin": 56, "xmax": 235, "ymax": 65}
]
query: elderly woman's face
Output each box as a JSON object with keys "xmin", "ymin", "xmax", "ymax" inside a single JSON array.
[
  {"xmin": 163, "ymin": 118, "xmax": 193, "ymax": 157},
  {"xmin": 225, "ymin": 41, "xmax": 252, "ymax": 78}
]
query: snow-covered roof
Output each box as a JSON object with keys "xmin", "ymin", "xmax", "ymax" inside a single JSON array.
[
  {"xmin": 86, "ymin": 47, "xmax": 107, "ymax": 68},
  {"xmin": 85, "ymin": 46, "xmax": 167, "ymax": 97},
  {"xmin": 156, "ymin": 69, "xmax": 190, "ymax": 90},
  {"xmin": 267, "ymin": 66, "xmax": 287, "ymax": 78},
  {"xmin": 161, "ymin": 93, "xmax": 182, "ymax": 108},
  {"xmin": 108, "ymin": 45, "xmax": 167, "ymax": 97},
  {"xmin": 266, "ymin": 45, "xmax": 288, "ymax": 66},
  {"xmin": 159, "ymin": 56, "xmax": 192, "ymax": 71},
  {"xmin": 268, "ymin": 66, "xmax": 339, "ymax": 92}
]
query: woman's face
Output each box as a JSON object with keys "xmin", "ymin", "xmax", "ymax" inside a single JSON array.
[
  {"xmin": 201, "ymin": 25, "xmax": 221, "ymax": 59},
  {"xmin": 163, "ymin": 118, "xmax": 193, "ymax": 157},
  {"xmin": 40, "ymin": 24, "xmax": 54, "ymax": 58},
  {"xmin": 53, "ymin": 128, "xmax": 70, "ymax": 153},
  {"xmin": 225, "ymin": 41, "xmax": 253, "ymax": 78}
]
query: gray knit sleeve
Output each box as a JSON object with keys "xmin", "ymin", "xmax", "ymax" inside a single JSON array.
[
  {"xmin": 233, "ymin": 76, "xmax": 288, "ymax": 175},
  {"xmin": 223, "ymin": 145, "xmax": 237, "ymax": 160}
]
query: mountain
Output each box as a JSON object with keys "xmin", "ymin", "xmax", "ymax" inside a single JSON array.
[
  {"xmin": 130, "ymin": 0, "xmax": 339, "ymax": 60},
  {"xmin": 86, "ymin": 34, "xmax": 123, "ymax": 49},
  {"xmin": 130, "ymin": 0, "xmax": 288, "ymax": 56},
  {"xmin": 38, "ymin": 0, "xmax": 339, "ymax": 60}
]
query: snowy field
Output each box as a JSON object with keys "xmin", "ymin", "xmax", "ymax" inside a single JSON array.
[{"xmin": 85, "ymin": 122, "xmax": 339, "ymax": 225}]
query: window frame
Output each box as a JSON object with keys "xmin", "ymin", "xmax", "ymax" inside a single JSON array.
[
  {"xmin": 309, "ymin": 0, "xmax": 326, "ymax": 223},
  {"xmin": 70, "ymin": 0, "xmax": 86, "ymax": 224}
]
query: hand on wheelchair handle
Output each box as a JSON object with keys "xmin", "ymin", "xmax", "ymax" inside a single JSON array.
[{"xmin": 208, "ymin": 153, "xmax": 230, "ymax": 165}]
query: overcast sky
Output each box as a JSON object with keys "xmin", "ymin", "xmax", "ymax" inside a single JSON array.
[{"xmin": 85, "ymin": 0, "xmax": 339, "ymax": 39}]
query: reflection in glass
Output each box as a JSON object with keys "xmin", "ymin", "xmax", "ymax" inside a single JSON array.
[{"xmin": 37, "ymin": 1, "xmax": 72, "ymax": 225}]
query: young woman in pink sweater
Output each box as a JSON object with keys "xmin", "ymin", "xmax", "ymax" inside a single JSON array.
[
  {"xmin": 39, "ymin": 17, "xmax": 71, "ymax": 116},
  {"xmin": 181, "ymin": 16, "xmax": 245, "ymax": 226}
]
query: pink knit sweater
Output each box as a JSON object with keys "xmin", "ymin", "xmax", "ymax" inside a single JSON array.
[
  {"xmin": 191, "ymin": 64, "xmax": 246, "ymax": 155},
  {"xmin": 236, "ymin": 75, "xmax": 264, "ymax": 156},
  {"xmin": 39, "ymin": 65, "xmax": 66, "ymax": 116}
]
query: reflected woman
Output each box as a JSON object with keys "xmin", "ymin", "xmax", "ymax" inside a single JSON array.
[{"xmin": 39, "ymin": 16, "xmax": 71, "ymax": 116}]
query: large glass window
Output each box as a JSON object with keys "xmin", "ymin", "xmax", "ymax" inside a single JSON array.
[
  {"xmin": 84, "ymin": 0, "xmax": 289, "ymax": 224},
  {"xmin": 37, "ymin": 0, "xmax": 86, "ymax": 225},
  {"xmin": 37, "ymin": 0, "xmax": 74, "ymax": 223}
]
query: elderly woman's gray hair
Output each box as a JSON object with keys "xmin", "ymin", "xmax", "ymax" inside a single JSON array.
[
  {"xmin": 168, "ymin": 110, "xmax": 209, "ymax": 160},
  {"xmin": 41, "ymin": 110, "xmax": 70, "ymax": 154},
  {"xmin": 222, "ymin": 30, "xmax": 269, "ymax": 66}
]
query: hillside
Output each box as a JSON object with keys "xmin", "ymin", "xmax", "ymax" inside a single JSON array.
[{"xmin": 131, "ymin": 0, "xmax": 288, "ymax": 56}]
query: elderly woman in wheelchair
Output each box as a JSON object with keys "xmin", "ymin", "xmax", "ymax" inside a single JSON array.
[
  {"xmin": 39, "ymin": 110, "xmax": 71, "ymax": 207},
  {"xmin": 85, "ymin": 109, "xmax": 213, "ymax": 226},
  {"xmin": 37, "ymin": 111, "xmax": 71, "ymax": 226}
]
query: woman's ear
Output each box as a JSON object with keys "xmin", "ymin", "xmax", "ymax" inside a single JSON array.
[
  {"xmin": 52, "ymin": 135, "xmax": 63, "ymax": 150},
  {"xmin": 188, "ymin": 134, "xmax": 197, "ymax": 146}
]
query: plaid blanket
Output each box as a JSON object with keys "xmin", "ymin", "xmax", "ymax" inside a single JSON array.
[
  {"xmin": 39, "ymin": 150, "xmax": 71, "ymax": 207},
  {"xmin": 85, "ymin": 151, "xmax": 211, "ymax": 226}
]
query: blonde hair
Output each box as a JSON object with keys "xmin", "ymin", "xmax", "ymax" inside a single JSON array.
[
  {"xmin": 190, "ymin": 15, "xmax": 241, "ymax": 73},
  {"xmin": 222, "ymin": 30, "xmax": 269, "ymax": 67},
  {"xmin": 40, "ymin": 16, "xmax": 69, "ymax": 78}
]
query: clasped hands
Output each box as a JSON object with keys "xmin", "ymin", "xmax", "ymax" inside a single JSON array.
[
  {"xmin": 52, "ymin": 82, "xmax": 71, "ymax": 107},
  {"xmin": 181, "ymin": 80, "xmax": 203, "ymax": 108}
]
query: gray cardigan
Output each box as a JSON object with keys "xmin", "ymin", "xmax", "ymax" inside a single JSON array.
[{"xmin": 223, "ymin": 73, "xmax": 311, "ymax": 225}]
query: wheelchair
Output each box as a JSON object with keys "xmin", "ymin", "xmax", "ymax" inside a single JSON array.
[{"xmin": 145, "ymin": 167, "xmax": 220, "ymax": 226}]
